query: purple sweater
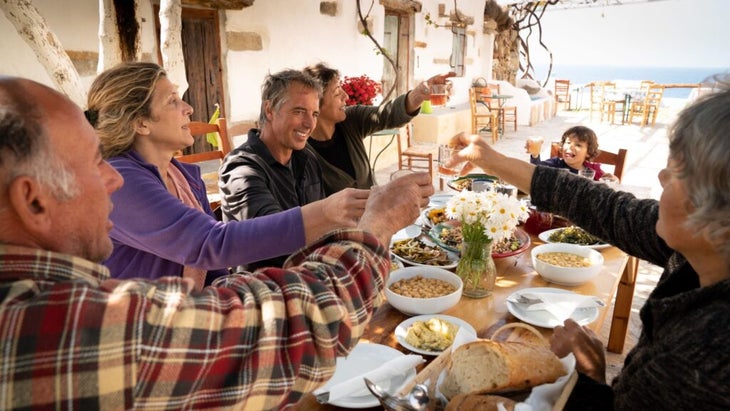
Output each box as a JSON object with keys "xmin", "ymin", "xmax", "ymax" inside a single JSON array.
[{"xmin": 104, "ymin": 151, "xmax": 305, "ymax": 283}]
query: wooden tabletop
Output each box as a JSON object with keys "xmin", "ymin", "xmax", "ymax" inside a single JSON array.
[{"xmin": 295, "ymin": 235, "xmax": 629, "ymax": 410}]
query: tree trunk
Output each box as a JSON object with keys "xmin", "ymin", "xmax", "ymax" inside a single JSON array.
[
  {"xmin": 159, "ymin": 0, "xmax": 188, "ymax": 95},
  {"xmin": 97, "ymin": 0, "xmax": 122, "ymax": 72},
  {"xmin": 1, "ymin": 0, "xmax": 85, "ymax": 106}
]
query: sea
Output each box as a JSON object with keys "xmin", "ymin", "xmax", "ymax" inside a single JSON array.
[{"xmin": 526, "ymin": 65, "xmax": 729, "ymax": 99}]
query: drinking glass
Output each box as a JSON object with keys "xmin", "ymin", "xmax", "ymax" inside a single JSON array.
[
  {"xmin": 430, "ymin": 84, "xmax": 447, "ymax": 106},
  {"xmin": 438, "ymin": 145, "xmax": 465, "ymax": 179},
  {"xmin": 526, "ymin": 136, "xmax": 544, "ymax": 157},
  {"xmin": 600, "ymin": 174, "xmax": 619, "ymax": 188},
  {"xmin": 579, "ymin": 168, "xmax": 596, "ymax": 180}
]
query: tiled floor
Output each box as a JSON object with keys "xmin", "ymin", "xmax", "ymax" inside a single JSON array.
[{"xmin": 375, "ymin": 103, "xmax": 684, "ymax": 381}]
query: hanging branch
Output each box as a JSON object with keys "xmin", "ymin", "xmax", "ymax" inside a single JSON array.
[
  {"xmin": 508, "ymin": 0, "xmax": 558, "ymax": 87},
  {"xmin": 356, "ymin": 0, "xmax": 398, "ymax": 102}
]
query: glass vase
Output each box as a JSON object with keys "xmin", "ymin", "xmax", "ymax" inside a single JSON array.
[{"xmin": 456, "ymin": 240, "xmax": 496, "ymax": 298}]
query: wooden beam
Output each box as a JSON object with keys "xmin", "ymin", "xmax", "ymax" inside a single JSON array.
[{"xmin": 181, "ymin": 0, "xmax": 254, "ymax": 9}]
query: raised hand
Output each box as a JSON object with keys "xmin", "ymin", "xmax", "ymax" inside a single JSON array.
[{"xmin": 358, "ymin": 172, "xmax": 434, "ymax": 246}]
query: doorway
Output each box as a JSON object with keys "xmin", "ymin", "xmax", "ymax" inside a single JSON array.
[{"xmin": 155, "ymin": 7, "xmax": 225, "ymax": 153}]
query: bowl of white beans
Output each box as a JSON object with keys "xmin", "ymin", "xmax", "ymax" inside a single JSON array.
[
  {"xmin": 385, "ymin": 266, "xmax": 463, "ymax": 315},
  {"xmin": 531, "ymin": 243, "xmax": 604, "ymax": 286}
]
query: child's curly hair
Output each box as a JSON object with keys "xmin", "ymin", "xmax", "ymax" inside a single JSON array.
[{"xmin": 560, "ymin": 126, "xmax": 600, "ymax": 161}]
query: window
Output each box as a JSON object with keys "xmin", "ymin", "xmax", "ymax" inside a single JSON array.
[{"xmin": 450, "ymin": 24, "xmax": 466, "ymax": 76}]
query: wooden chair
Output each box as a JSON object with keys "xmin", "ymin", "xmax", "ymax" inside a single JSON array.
[
  {"xmin": 626, "ymin": 81, "xmax": 654, "ymax": 126},
  {"xmin": 554, "ymin": 79, "xmax": 571, "ymax": 111},
  {"xmin": 485, "ymin": 83, "xmax": 518, "ymax": 133},
  {"xmin": 607, "ymin": 255, "xmax": 639, "ymax": 353},
  {"xmin": 468, "ymin": 87, "xmax": 499, "ymax": 144},
  {"xmin": 397, "ymin": 124, "xmax": 443, "ymax": 190},
  {"xmin": 628, "ymin": 83, "xmax": 664, "ymax": 127},
  {"xmin": 550, "ymin": 142, "xmax": 628, "ymax": 182},
  {"xmin": 175, "ymin": 118, "xmax": 232, "ymax": 210},
  {"xmin": 588, "ymin": 81, "xmax": 614, "ymax": 121}
]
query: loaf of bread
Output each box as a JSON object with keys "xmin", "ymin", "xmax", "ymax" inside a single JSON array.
[
  {"xmin": 439, "ymin": 339, "xmax": 565, "ymax": 399},
  {"xmin": 444, "ymin": 393, "xmax": 516, "ymax": 411}
]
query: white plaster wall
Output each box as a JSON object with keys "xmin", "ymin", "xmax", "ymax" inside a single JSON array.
[
  {"xmin": 1, "ymin": 0, "xmax": 494, "ymax": 123},
  {"xmin": 0, "ymin": 0, "xmax": 158, "ymax": 93}
]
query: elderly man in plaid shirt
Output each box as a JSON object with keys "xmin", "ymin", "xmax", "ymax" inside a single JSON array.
[{"xmin": 0, "ymin": 76, "xmax": 433, "ymax": 410}]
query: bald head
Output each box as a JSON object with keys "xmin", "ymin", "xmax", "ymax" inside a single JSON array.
[{"xmin": 0, "ymin": 76, "xmax": 123, "ymax": 261}]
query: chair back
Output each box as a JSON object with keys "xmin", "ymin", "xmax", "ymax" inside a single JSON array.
[
  {"xmin": 643, "ymin": 84, "xmax": 664, "ymax": 109},
  {"xmin": 594, "ymin": 148, "xmax": 628, "ymax": 182},
  {"xmin": 554, "ymin": 79, "xmax": 571, "ymax": 110},
  {"xmin": 175, "ymin": 118, "xmax": 232, "ymax": 209}
]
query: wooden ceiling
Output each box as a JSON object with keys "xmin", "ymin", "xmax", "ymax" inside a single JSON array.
[{"xmin": 181, "ymin": 0, "xmax": 254, "ymax": 9}]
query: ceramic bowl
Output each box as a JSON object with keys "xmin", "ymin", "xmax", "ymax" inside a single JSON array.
[
  {"xmin": 531, "ymin": 243, "xmax": 604, "ymax": 286},
  {"xmin": 385, "ymin": 266, "xmax": 463, "ymax": 315}
]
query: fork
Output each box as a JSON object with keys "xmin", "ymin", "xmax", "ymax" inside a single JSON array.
[{"xmin": 364, "ymin": 378, "xmax": 430, "ymax": 411}]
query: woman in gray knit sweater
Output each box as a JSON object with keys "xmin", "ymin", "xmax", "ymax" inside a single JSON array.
[{"xmin": 445, "ymin": 85, "xmax": 730, "ymax": 410}]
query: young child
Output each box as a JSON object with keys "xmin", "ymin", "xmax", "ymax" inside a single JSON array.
[{"xmin": 525, "ymin": 126, "xmax": 608, "ymax": 181}]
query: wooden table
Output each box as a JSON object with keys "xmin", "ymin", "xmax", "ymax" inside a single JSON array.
[{"xmin": 296, "ymin": 235, "xmax": 630, "ymax": 410}]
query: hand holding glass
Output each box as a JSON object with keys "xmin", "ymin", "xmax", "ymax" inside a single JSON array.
[{"xmin": 438, "ymin": 145, "xmax": 466, "ymax": 178}]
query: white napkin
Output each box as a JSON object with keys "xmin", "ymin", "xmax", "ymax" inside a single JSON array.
[
  {"xmin": 314, "ymin": 354, "xmax": 424, "ymax": 403},
  {"xmin": 520, "ymin": 292, "xmax": 604, "ymax": 322}
]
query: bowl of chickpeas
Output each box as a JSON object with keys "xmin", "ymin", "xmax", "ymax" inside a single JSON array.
[
  {"xmin": 385, "ymin": 266, "xmax": 463, "ymax": 315},
  {"xmin": 531, "ymin": 243, "xmax": 604, "ymax": 286}
]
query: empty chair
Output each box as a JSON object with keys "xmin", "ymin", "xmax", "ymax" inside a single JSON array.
[
  {"xmin": 485, "ymin": 83, "xmax": 518, "ymax": 133},
  {"xmin": 468, "ymin": 87, "xmax": 499, "ymax": 143},
  {"xmin": 589, "ymin": 81, "xmax": 614, "ymax": 121},
  {"xmin": 554, "ymin": 79, "xmax": 571, "ymax": 111},
  {"xmin": 628, "ymin": 83, "xmax": 664, "ymax": 127},
  {"xmin": 600, "ymin": 83, "xmax": 628, "ymax": 125},
  {"xmin": 396, "ymin": 123, "xmax": 443, "ymax": 190}
]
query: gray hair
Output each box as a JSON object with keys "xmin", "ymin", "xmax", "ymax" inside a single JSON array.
[
  {"xmin": 0, "ymin": 87, "xmax": 78, "ymax": 202},
  {"xmin": 668, "ymin": 77, "xmax": 730, "ymax": 261},
  {"xmin": 258, "ymin": 69, "xmax": 322, "ymax": 126}
]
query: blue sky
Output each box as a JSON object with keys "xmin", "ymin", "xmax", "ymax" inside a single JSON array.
[{"xmin": 525, "ymin": 0, "xmax": 730, "ymax": 68}]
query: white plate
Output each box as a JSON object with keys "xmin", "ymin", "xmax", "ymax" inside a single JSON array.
[
  {"xmin": 319, "ymin": 342, "xmax": 417, "ymax": 408},
  {"xmin": 390, "ymin": 226, "xmax": 459, "ymax": 269},
  {"xmin": 506, "ymin": 287, "xmax": 600, "ymax": 328},
  {"xmin": 395, "ymin": 314, "xmax": 477, "ymax": 356},
  {"xmin": 428, "ymin": 194, "xmax": 453, "ymax": 208},
  {"xmin": 538, "ymin": 227, "xmax": 611, "ymax": 250},
  {"xmin": 391, "ymin": 247, "xmax": 459, "ymax": 270}
]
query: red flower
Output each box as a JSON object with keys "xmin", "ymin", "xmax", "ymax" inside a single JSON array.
[{"xmin": 341, "ymin": 75, "xmax": 381, "ymax": 106}]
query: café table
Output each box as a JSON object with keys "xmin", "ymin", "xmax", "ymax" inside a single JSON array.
[
  {"xmin": 479, "ymin": 94, "xmax": 513, "ymax": 137},
  {"xmin": 296, "ymin": 233, "xmax": 631, "ymax": 411}
]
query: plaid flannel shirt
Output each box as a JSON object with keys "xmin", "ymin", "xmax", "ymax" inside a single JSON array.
[{"xmin": 0, "ymin": 229, "xmax": 387, "ymax": 410}]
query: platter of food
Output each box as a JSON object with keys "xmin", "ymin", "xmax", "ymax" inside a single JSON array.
[
  {"xmin": 538, "ymin": 226, "xmax": 610, "ymax": 249},
  {"xmin": 446, "ymin": 173, "xmax": 498, "ymax": 192},
  {"xmin": 395, "ymin": 314, "xmax": 476, "ymax": 356},
  {"xmin": 390, "ymin": 237, "xmax": 459, "ymax": 269},
  {"xmin": 429, "ymin": 224, "xmax": 531, "ymax": 258}
]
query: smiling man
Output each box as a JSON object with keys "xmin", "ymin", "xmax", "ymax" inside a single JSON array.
[{"xmin": 219, "ymin": 69, "xmax": 370, "ymax": 271}]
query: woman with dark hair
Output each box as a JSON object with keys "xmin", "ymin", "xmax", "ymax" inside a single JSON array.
[{"xmin": 303, "ymin": 62, "xmax": 454, "ymax": 194}]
